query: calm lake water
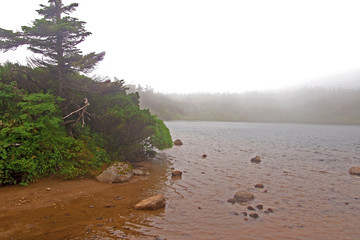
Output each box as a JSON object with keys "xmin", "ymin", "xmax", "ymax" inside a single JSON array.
[{"xmin": 141, "ymin": 121, "xmax": 360, "ymax": 240}]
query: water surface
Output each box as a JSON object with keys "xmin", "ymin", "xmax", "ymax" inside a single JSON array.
[{"xmin": 145, "ymin": 121, "xmax": 360, "ymax": 240}]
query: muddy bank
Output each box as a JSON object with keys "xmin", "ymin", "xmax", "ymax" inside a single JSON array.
[{"xmin": 0, "ymin": 157, "xmax": 169, "ymax": 240}]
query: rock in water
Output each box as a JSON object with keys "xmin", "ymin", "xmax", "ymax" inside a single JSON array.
[
  {"xmin": 349, "ymin": 167, "xmax": 360, "ymax": 176},
  {"xmin": 134, "ymin": 194, "xmax": 166, "ymax": 210},
  {"xmin": 251, "ymin": 156, "xmax": 261, "ymax": 163},
  {"xmin": 174, "ymin": 139, "xmax": 183, "ymax": 145},
  {"xmin": 96, "ymin": 162, "xmax": 133, "ymax": 183},
  {"xmin": 171, "ymin": 170, "xmax": 183, "ymax": 177},
  {"xmin": 234, "ymin": 190, "xmax": 255, "ymax": 203}
]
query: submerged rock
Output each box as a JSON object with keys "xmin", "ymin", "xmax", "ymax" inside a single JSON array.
[
  {"xmin": 251, "ymin": 156, "xmax": 261, "ymax": 163},
  {"xmin": 234, "ymin": 190, "xmax": 255, "ymax": 203},
  {"xmin": 174, "ymin": 139, "xmax": 183, "ymax": 146},
  {"xmin": 256, "ymin": 204, "xmax": 263, "ymax": 210},
  {"xmin": 95, "ymin": 162, "xmax": 133, "ymax": 183},
  {"xmin": 349, "ymin": 167, "xmax": 360, "ymax": 176},
  {"xmin": 133, "ymin": 169, "xmax": 149, "ymax": 176},
  {"xmin": 134, "ymin": 194, "xmax": 166, "ymax": 210}
]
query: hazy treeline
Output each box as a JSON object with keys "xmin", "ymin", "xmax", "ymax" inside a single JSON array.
[{"xmin": 128, "ymin": 85, "xmax": 360, "ymax": 125}]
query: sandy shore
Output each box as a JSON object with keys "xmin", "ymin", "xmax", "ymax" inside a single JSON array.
[{"xmin": 0, "ymin": 159, "xmax": 169, "ymax": 239}]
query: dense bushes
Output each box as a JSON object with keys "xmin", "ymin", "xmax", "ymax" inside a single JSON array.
[{"xmin": 0, "ymin": 64, "xmax": 173, "ymax": 185}]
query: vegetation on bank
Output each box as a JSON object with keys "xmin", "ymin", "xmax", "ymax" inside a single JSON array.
[{"xmin": 0, "ymin": 0, "xmax": 172, "ymax": 186}]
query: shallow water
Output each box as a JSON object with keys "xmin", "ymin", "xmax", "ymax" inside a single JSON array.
[{"xmin": 143, "ymin": 121, "xmax": 360, "ymax": 240}]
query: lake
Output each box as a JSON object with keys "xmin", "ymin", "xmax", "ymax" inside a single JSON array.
[{"xmin": 141, "ymin": 121, "xmax": 360, "ymax": 240}]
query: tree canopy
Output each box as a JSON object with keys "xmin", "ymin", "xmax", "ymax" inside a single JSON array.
[{"xmin": 0, "ymin": 0, "xmax": 105, "ymax": 96}]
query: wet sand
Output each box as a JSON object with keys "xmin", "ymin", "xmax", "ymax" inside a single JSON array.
[{"xmin": 0, "ymin": 158, "xmax": 169, "ymax": 240}]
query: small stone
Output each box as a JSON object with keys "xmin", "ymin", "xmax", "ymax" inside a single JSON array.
[
  {"xmin": 114, "ymin": 196, "xmax": 123, "ymax": 201},
  {"xmin": 88, "ymin": 205, "xmax": 95, "ymax": 208},
  {"xmin": 255, "ymin": 183, "xmax": 264, "ymax": 188},
  {"xmin": 230, "ymin": 211, "xmax": 239, "ymax": 216},
  {"xmin": 267, "ymin": 208, "xmax": 274, "ymax": 213},
  {"xmin": 46, "ymin": 188, "xmax": 52, "ymax": 191},
  {"xmin": 251, "ymin": 156, "xmax": 261, "ymax": 163},
  {"xmin": 263, "ymin": 190, "xmax": 268, "ymax": 193},
  {"xmin": 104, "ymin": 204, "xmax": 115, "ymax": 208},
  {"xmin": 171, "ymin": 170, "xmax": 182, "ymax": 177},
  {"xmin": 349, "ymin": 167, "xmax": 360, "ymax": 176},
  {"xmin": 96, "ymin": 217, "xmax": 103, "ymax": 220},
  {"xmin": 202, "ymin": 154, "xmax": 207, "ymax": 158},
  {"xmin": 198, "ymin": 207, "xmax": 202, "ymax": 209},
  {"xmin": 242, "ymin": 212, "xmax": 248, "ymax": 216},
  {"xmin": 227, "ymin": 198, "xmax": 236, "ymax": 204},
  {"xmin": 256, "ymin": 204, "xmax": 263, "ymax": 210},
  {"xmin": 244, "ymin": 218, "xmax": 249, "ymax": 221},
  {"xmin": 249, "ymin": 213, "xmax": 259, "ymax": 219},
  {"xmin": 174, "ymin": 139, "xmax": 183, "ymax": 146},
  {"xmin": 201, "ymin": 172, "xmax": 205, "ymax": 174},
  {"xmin": 247, "ymin": 206, "xmax": 255, "ymax": 210}
]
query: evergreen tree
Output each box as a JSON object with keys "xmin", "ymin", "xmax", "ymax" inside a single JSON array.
[{"xmin": 0, "ymin": 0, "xmax": 105, "ymax": 97}]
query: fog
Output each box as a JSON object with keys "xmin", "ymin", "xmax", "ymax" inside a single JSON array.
[{"xmin": 128, "ymin": 82, "xmax": 360, "ymax": 125}]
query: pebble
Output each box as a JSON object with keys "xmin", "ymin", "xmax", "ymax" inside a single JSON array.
[
  {"xmin": 88, "ymin": 205, "xmax": 95, "ymax": 208},
  {"xmin": 247, "ymin": 206, "xmax": 255, "ymax": 211},
  {"xmin": 104, "ymin": 204, "xmax": 115, "ymax": 208},
  {"xmin": 256, "ymin": 204, "xmax": 263, "ymax": 210},
  {"xmin": 227, "ymin": 198, "xmax": 236, "ymax": 204},
  {"xmin": 249, "ymin": 213, "xmax": 259, "ymax": 219},
  {"xmin": 242, "ymin": 212, "xmax": 248, "ymax": 216},
  {"xmin": 255, "ymin": 183, "xmax": 264, "ymax": 188},
  {"xmin": 202, "ymin": 154, "xmax": 207, "ymax": 158},
  {"xmin": 230, "ymin": 211, "xmax": 239, "ymax": 216},
  {"xmin": 46, "ymin": 188, "xmax": 52, "ymax": 191}
]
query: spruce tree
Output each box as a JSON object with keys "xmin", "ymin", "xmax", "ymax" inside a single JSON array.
[{"xmin": 0, "ymin": 0, "xmax": 105, "ymax": 97}]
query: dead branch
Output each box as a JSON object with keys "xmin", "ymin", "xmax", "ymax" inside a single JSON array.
[{"xmin": 63, "ymin": 97, "xmax": 90, "ymax": 127}]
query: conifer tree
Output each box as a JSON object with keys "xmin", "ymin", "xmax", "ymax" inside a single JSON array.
[{"xmin": 0, "ymin": 0, "xmax": 105, "ymax": 97}]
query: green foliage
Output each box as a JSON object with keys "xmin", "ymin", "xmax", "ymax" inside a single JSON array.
[{"xmin": 0, "ymin": 82, "xmax": 110, "ymax": 185}]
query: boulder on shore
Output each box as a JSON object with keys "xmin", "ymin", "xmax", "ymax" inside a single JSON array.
[
  {"xmin": 234, "ymin": 190, "xmax": 255, "ymax": 203},
  {"xmin": 174, "ymin": 139, "xmax": 183, "ymax": 146},
  {"xmin": 134, "ymin": 194, "xmax": 166, "ymax": 210},
  {"xmin": 96, "ymin": 162, "xmax": 133, "ymax": 183},
  {"xmin": 349, "ymin": 167, "xmax": 360, "ymax": 176},
  {"xmin": 251, "ymin": 156, "xmax": 261, "ymax": 163}
]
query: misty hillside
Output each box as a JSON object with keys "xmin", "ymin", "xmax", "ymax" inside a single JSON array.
[
  {"xmin": 300, "ymin": 68, "xmax": 360, "ymax": 89},
  {"xmin": 128, "ymin": 85, "xmax": 360, "ymax": 125}
]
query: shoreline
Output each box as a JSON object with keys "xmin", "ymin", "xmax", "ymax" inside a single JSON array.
[{"xmin": 0, "ymin": 157, "xmax": 170, "ymax": 239}]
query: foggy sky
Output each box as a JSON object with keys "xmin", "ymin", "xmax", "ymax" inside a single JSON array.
[{"xmin": 1, "ymin": 0, "xmax": 360, "ymax": 93}]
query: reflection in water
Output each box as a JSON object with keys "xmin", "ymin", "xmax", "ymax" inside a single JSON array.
[{"xmin": 142, "ymin": 121, "xmax": 360, "ymax": 240}]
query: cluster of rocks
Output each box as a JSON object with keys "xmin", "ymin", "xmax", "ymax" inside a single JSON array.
[
  {"xmin": 227, "ymin": 189, "xmax": 274, "ymax": 220},
  {"xmin": 227, "ymin": 155, "xmax": 274, "ymax": 220},
  {"xmin": 95, "ymin": 162, "xmax": 149, "ymax": 184}
]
